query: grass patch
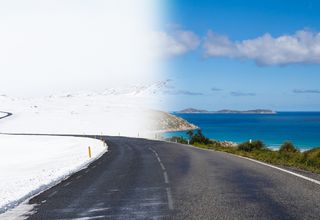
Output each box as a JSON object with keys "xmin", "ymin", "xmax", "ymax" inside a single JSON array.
[{"xmin": 166, "ymin": 131, "xmax": 320, "ymax": 174}]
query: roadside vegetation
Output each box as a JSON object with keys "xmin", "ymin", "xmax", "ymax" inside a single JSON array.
[{"xmin": 166, "ymin": 130, "xmax": 320, "ymax": 174}]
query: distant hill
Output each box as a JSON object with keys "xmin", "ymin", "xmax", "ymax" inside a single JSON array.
[
  {"xmin": 217, "ymin": 109, "xmax": 276, "ymax": 114},
  {"xmin": 176, "ymin": 108, "xmax": 209, "ymax": 113},
  {"xmin": 175, "ymin": 108, "xmax": 276, "ymax": 114}
]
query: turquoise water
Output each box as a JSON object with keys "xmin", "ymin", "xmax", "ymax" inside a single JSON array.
[{"xmin": 164, "ymin": 112, "xmax": 320, "ymax": 149}]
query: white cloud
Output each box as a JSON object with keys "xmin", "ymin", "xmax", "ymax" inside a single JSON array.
[
  {"xmin": 204, "ymin": 30, "xmax": 320, "ymax": 65},
  {"xmin": 155, "ymin": 30, "xmax": 200, "ymax": 57}
]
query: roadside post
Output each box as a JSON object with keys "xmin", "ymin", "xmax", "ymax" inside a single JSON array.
[{"xmin": 88, "ymin": 146, "xmax": 92, "ymax": 158}]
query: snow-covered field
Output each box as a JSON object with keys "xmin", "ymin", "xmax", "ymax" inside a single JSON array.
[
  {"xmin": 0, "ymin": 134, "xmax": 107, "ymax": 213},
  {"xmin": 0, "ymin": 83, "xmax": 165, "ymax": 138},
  {"xmin": 0, "ymin": 83, "xmax": 167, "ymax": 215}
]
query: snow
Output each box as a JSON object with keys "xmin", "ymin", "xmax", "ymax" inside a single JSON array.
[
  {"xmin": 0, "ymin": 134, "xmax": 107, "ymax": 213},
  {"xmin": 0, "ymin": 83, "xmax": 167, "ymax": 137},
  {"xmin": 0, "ymin": 83, "xmax": 168, "ymax": 215}
]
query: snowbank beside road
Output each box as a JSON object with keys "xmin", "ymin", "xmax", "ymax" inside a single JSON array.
[{"xmin": 0, "ymin": 134, "xmax": 107, "ymax": 213}]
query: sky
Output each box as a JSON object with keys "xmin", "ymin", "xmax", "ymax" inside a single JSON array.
[
  {"xmin": 0, "ymin": 0, "xmax": 162, "ymax": 97},
  {"xmin": 161, "ymin": 0, "xmax": 320, "ymax": 111},
  {"xmin": 1, "ymin": 1, "xmax": 320, "ymax": 111}
]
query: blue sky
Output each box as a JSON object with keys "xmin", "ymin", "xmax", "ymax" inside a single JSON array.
[{"xmin": 161, "ymin": 0, "xmax": 320, "ymax": 111}]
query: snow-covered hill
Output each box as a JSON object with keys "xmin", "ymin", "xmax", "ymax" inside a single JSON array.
[
  {"xmin": 101, "ymin": 80, "xmax": 171, "ymax": 96},
  {"xmin": 0, "ymin": 81, "xmax": 194, "ymax": 137}
]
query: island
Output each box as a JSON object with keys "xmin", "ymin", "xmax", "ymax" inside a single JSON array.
[
  {"xmin": 176, "ymin": 108, "xmax": 209, "ymax": 113},
  {"xmin": 175, "ymin": 108, "xmax": 276, "ymax": 114}
]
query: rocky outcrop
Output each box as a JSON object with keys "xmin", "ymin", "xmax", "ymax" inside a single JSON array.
[{"xmin": 148, "ymin": 110, "xmax": 198, "ymax": 132}]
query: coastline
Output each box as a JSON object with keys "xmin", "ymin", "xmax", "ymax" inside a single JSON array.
[
  {"xmin": 154, "ymin": 126, "xmax": 198, "ymax": 134},
  {"xmin": 173, "ymin": 112, "xmax": 277, "ymax": 115},
  {"xmin": 167, "ymin": 112, "xmax": 320, "ymax": 150}
]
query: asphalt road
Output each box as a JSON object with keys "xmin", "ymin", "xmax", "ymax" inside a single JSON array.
[
  {"xmin": 7, "ymin": 136, "xmax": 320, "ymax": 219},
  {"xmin": 0, "ymin": 111, "xmax": 12, "ymax": 120}
]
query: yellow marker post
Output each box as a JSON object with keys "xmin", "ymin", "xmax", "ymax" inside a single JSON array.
[{"xmin": 88, "ymin": 146, "xmax": 92, "ymax": 158}]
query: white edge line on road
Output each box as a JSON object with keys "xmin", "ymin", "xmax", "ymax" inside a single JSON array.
[
  {"xmin": 47, "ymin": 191, "xmax": 57, "ymax": 198},
  {"xmin": 160, "ymin": 162, "xmax": 166, "ymax": 171},
  {"xmin": 63, "ymin": 182, "xmax": 71, "ymax": 187},
  {"xmin": 173, "ymin": 142, "xmax": 320, "ymax": 186},
  {"xmin": 235, "ymin": 154, "xmax": 320, "ymax": 186},
  {"xmin": 148, "ymin": 147, "xmax": 174, "ymax": 210},
  {"xmin": 163, "ymin": 171, "xmax": 169, "ymax": 184},
  {"xmin": 166, "ymin": 187, "xmax": 174, "ymax": 210}
]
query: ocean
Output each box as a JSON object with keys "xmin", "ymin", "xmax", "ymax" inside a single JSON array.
[{"xmin": 164, "ymin": 112, "xmax": 320, "ymax": 150}]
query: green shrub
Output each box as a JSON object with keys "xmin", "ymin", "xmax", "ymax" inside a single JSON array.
[
  {"xmin": 302, "ymin": 148, "xmax": 320, "ymax": 169},
  {"xmin": 304, "ymin": 147, "xmax": 320, "ymax": 160},
  {"xmin": 238, "ymin": 140, "xmax": 265, "ymax": 152},
  {"xmin": 186, "ymin": 130, "xmax": 194, "ymax": 140},
  {"xmin": 187, "ymin": 132, "xmax": 320, "ymax": 173},
  {"xmin": 167, "ymin": 136, "xmax": 188, "ymax": 144},
  {"xmin": 193, "ymin": 141, "xmax": 224, "ymax": 150},
  {"xmin": 188, "ymin": 129, "xmax": 213, "ymax": 145},
  {"xmin": 279, "ymin": 141, "xmax": 299, "ymax": 153}
]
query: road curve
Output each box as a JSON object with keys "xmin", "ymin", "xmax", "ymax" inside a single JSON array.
[
  {"xmin": 0, "ymin": 111, "xmax": 12, "ymax": 120},
  {"xmin": 8, "ymin": 136, "xmax": 320, "ymax": 219}
]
